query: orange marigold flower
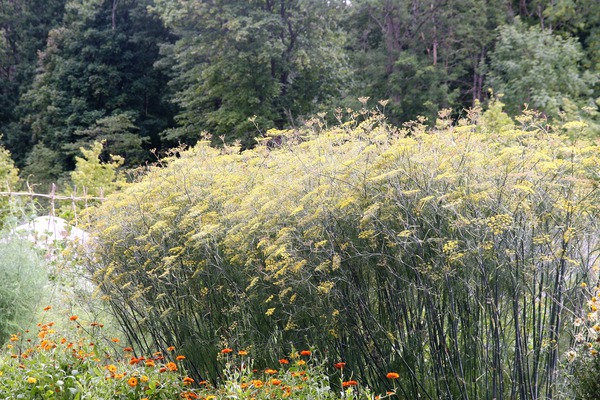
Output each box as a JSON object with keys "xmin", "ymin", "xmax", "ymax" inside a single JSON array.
[
  {"xmin": 127, "ymin": 377, "xmax": 138, "ymax": 387},
  {"xmin": 342, "ymin": 380, "xmax": 358, "ymax": 387},
  {"xmin": 221, "ymin": 348, "xmax": 233, "ymax": 354},
  {"xmin": 167, "ymin": 346, "xmax": 175, "ymax": 352},
  {"xmin": 145, "ymin": 359, "xmax": 156, "ymax": 367},
  {"xmin": 300, "ymin": 350, "xmax": 311, "ymax": 356},
  {"xmin": 183, "ymin": 376, "xmax": 194, "ymax": 385},
  {"xmin": 180, "ymin": 392, "xmax": 199, "ymax": 400},
  {"xmin": 111, "ymin": 338, "xmax": 120, "ymax": 343},
  {"xmin": 386, "ymin": 372, "xmax": 400, "ymax": 379},
  {"xmin": 334, "ymin": 362, "xmax": 346, "ymax": 370},
  {"xmin": 270, "ymin": 379, "xmax": 282, "ymax": 386},
  {"xmin": 43, "ymin": 306, "xmax": 52, "ymax": 311},
  {"xmin": 159, "ymin": 367, "xmax": 167, "ymax": 373},
  {"xmin": 265, "ymin": 368, "xmax": 278, "ymax": 375},
  {"xmin": 166, "ymin": 362, "xmax": 178, "ymax": 371},
  {"xmin": 251, "ymin": 379, "xmax": 264, "ymax": 388},
  {"xmin": 69, "ymin": 316, "xmax": 78, "ymax": 321},
  {"xmin": 176, "ymin": 355, "xmax": 186, "ymax": 361},
  {"xmin": 279, "ymin": 358, "xmax": 289, "ymax": 364},
  {"xmin": 238, "ymin": 350, "xmax": 248, "ymax": 356},
  {"xmin": 129, "ymin": 357, "xmax": 140, "ymax": 365},
  {"xmin": 123, "ymin": 347, "xmax": 134, "ymax": 352}
]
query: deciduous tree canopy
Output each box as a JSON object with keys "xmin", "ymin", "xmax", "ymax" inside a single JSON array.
[{"xmin": 0, "ymin": 0, "xmax": 597, "ymax": 183}]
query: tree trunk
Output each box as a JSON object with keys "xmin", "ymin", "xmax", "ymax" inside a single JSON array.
[{"xmin": 112, "ymin": 0, "xmax": 118, "ymax": 31}]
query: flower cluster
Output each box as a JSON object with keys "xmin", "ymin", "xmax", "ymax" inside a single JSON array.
[
  {"xmin": 0, "ymin": 309, "xmax": 199, "ymax": 399},
  {"xmin": 0, "ymin": 310, "xmax": 403, "ymax": 399}
]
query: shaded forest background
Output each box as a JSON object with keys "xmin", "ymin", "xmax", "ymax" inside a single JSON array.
[{"xmin": 0, "ymin": 0, "xmax": 598, "ymax": 186}]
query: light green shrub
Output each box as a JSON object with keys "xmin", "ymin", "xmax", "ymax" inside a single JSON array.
[{"xmin": 0, "ymin": 238, "xmax": 47, "ymax": 343}]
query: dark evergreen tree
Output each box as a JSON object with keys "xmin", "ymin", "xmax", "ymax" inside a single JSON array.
[
  {"xmin": 0, "ymin": 0, "xmax": 66, "ymax": 165},
  {"xmin": 17, "ymin": 0, "xmax": 175, "ymax": 184}
]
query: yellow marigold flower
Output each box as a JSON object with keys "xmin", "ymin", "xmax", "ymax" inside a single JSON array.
[
  {"xmin": 127, "ymin": 377, "xmax": 138, "ymax": 387},
  {"xmin": 238, "ymin": 350, "xmax": 248, "ymax": 356},
  {"xmin": 27, "ymin": 377, "xmax": 37, "ymax": 384},
  {"xmin": 107, "ymin": 365, "xmax": 117, "ymax": 373},
  {"xmin": 140, "ymin": 375, "xmax": 149, "ymax": 382},
  {"xmin": 296, "ymin": 360, "xmax": 306, "ymax": 366}
]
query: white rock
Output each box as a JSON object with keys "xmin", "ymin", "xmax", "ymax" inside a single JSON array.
[{"xmin": 13, "ymin": 216, "xmax": 89, "ymax": 247}]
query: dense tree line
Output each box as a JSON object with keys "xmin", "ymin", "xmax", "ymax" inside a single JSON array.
[{"xmin": 0, "ymin": 0, "xmax": 598, "ymax": 185}]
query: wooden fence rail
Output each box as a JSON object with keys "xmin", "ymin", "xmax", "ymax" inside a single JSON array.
[
  {"xmin": 0, "ymin": 183, "xmax": 105, "ymax": 225},
  {"xmin": 0, "ymin": 191, "xmax": 104, "ymax": 201}
]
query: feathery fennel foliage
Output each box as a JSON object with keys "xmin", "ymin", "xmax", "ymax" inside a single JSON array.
[{"xmin": 87, "ymin": 107, "xmax": 600, "ymax": 397}]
